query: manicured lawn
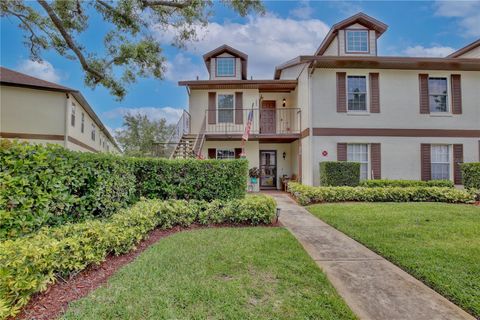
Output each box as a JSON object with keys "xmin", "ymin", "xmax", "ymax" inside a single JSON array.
[
  {"xmin": 62, "ymin": 227, "xmax": 356, "ymax": 320},
  {"xmin": 307, "ymin": 202, "xmax": 480, "ymax": 318}
]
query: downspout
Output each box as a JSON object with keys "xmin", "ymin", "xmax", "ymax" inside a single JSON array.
[{"xmin": 64, "ymin": 93, "xmax": 70, "ymax": 148}]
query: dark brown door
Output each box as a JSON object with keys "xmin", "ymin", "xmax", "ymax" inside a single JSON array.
[
  {"xmin": 260, "ymin": 150, "xmax": 277, "ymax": 188},
  {"xmin": 260, "ymin": 100, "xmax": 276, "ymax": 134}
]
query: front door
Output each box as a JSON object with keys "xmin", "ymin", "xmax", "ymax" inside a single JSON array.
[
  {"xmin": 260, "ymin": 150, "xmax": 277, "ymax": 189},
  {"xmin": 260, "ymin": 100, "xmax": 276, "ymax": 134}
]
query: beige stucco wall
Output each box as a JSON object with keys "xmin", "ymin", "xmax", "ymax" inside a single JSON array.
[
  {"xmin": 0, "ymin": 86, "xmax": 66, "ymax": 135},
  {"xmin": 311, "ymin": 136, "xmax": 479, "ymax": 186},
  {"xmin": 201, "ymin": 140, "xmax": 298, "ymax": 190},
  {"xmin": 311, "ymin": 69, "xmax": 480, "ymax": 130},
  {"xmin": 66, "ymin": 96, "xmax": 116, "ymax": 153}
]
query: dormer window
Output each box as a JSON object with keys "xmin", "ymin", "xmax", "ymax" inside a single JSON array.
[
  {"xmin": 216, "ymin": 57, "xmax": 235, "ymax": 77},
  {"xmin": 346, "ymin": 30, "xmax": 369, "ymax": 53}
]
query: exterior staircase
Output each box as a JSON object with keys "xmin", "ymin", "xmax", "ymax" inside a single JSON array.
[{"xmin": 170, "ymin": 134, "xmax": 196, "ymax": 159}]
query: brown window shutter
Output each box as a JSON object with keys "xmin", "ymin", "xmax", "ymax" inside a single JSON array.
[
  {"xmin": 420, "ymin": 144, "xmax": 431, "ymax": 181},
  {"xmin": 235, "ymin": 92, "xmax": 243, "ymax": 124},
  {"xmin": 208, "ymin": 92, "xmax": 216, "ymax": 124},
  {"xmin": 336, "ymin": 72, "xmax": 347, "ymax": 113},
  {"xmin": 370, "ymin": 143, "xmax": 381, "ymax": 179},
  {"xmin": 337, "ymin": 143, "xmax": 347, "ymax": 161},
  {"xmin": 208, "ymin": 148, "xmax": 216, "ymax": 159},
  {"xmin": 453, "ymin": 144, "xmax": 463, "ymax": 185},
  {"xmin": 419, "ymin": 74, "xmax": 429, "ymax": 114},
  {"xmin": 451, "ymin": 74, "xmax": 462, "ymax": 114},
  {"xmin": 234, "ymin": 148, "xmax": 242, "ymax": 159},
  {"xmin": 369, "ymin": 73, "xmax": 380, "ymax": 113}
]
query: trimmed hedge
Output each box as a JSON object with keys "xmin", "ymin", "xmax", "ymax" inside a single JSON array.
[
  {"xmin": 359, "ymin": 179, "xmax": 454, "ymax": 188},
  {"xmin": 320, "ymin": 161, "xmax": 360, "ymax": 186},
  {"xmin": 0, "ymin": 195, "xmax": 276, "ymax": 318},
  {"xmin": 288, "ymin": 182, "xmax": 476, "ymax": 206},
  {"xmin": 0, "ymin": 141, "xmax": 247, "ymax": 239},
  {"xmin": 461, "ymin": 163, "xmax": 480, "ymax": 190}
]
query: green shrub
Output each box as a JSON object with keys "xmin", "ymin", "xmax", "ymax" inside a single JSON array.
[
  {"xmin": 0, "ymin": 195, "xmax": 276, "ymax": 319},
  {"xmin": 0, "ymin": 141, "xmax": 248, "ymax": 239},
  {"xmin": 0, "ymin": 141, "xmax": 136, "ymax": 239},
  {"xmin": 461, "ymin": 163, "xmax": 480, "ymax": 190},
  {"xmin": 132, "ymin": 158, "xmax": 248, "ymax": 201},
  {"xmin": 360, "ymin": 179, "xmax": 454, "ymax": 188},
  {"xmin": 288, "ymin": 182, "xmax": 476, "ymax": 206},
  {"xmin": 319, "ymin": 161, "xmax": 360, "ymax": 186}
]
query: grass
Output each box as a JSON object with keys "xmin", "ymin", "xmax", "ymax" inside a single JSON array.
[
  {"xmin": 62, "ymin": 227, "xmax": 356, "ymax": 320},
  {"xmin": 307, "ymin": 202, "xmax": 480, "ymax": 318}
]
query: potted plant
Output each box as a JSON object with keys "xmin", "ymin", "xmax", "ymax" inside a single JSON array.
[{"xmin": 249, "ymin": 167, "xmax": 260, "ymax": 184}]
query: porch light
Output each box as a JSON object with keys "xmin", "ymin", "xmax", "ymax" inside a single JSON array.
[
  {"xmin": 282, "ymin": 98, "xmax": 286, "ymax": 107},
  {"xmin": 283, "ymin": 152, "xmax": 286, "ymax": 159}
]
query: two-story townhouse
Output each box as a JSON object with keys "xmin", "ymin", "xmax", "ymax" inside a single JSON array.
[
  {"xmin": 0, "ymin": 67, "xmax": 120, "ymax": 153},
  {"xmin": 177, "ymin": 13, "xmax": 480, "ymax": 189}
]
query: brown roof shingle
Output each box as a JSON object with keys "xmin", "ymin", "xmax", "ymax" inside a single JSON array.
[{"xmin": 0, "ymin": 66, "xmax": 75, "ymax": 92}]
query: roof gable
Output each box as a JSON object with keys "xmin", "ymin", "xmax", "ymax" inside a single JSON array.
[
  {"xmin": 448, "ymin": 39, "xmax": 480, "ymax": 58},
  {"xmin": 315, "ymin": 12, "xmax": 388, "ymax": 56},
  {"xmin": 0, "ymin": 66, "xmax": 74, "ymax": 92},
  {"xmin": 203, "ymin": 45, "xmax": 248, "ymax": 79}
]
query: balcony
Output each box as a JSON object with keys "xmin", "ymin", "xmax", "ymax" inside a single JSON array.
[{"xmin": 204, "ymin": 108, "xmax": 301, "ymax": 142}]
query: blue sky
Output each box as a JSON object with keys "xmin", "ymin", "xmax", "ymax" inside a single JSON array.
[{"xmin": 1, "ymin": 1, "xmax": 479, "ymax": 133}]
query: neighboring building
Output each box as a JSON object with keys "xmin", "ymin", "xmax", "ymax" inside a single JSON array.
[
  {"xmin": 0, "ymin": 67, "xmax": 120, "ymax": 153},
  {"xmin": 176, "ymin": 13, "xmax": 480, "ymax": 188}
]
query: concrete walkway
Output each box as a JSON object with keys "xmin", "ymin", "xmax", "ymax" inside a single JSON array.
[{"xmin": 269, "ymin": 193, "xmax": 475, "ymax": 320}]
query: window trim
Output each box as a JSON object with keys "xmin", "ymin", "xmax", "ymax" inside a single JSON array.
[
  {"xmin": 217, "ymin": 93, "xmax": 235, "ymax": 123},
  {"xmin": 430, "ymin": 144, "xmax": 451, "ymax": 180},
  {"xmin": 215, "ymin": 57, "xmax": 236, "ymax": 77},
  {"xmin": 347, "ymin": 143, "xmax": 370, "ymax": 180},
  {"xmin": 71, "ymin": 103, "xmax": 76, "ymax": 127},
  {"xmin": 81, "ymin": 112, "xmax": 85, "ymax": 133},
  {"xmin": 216, "ymin": 148, "xmax": 236, "ymax": 160},
  {"xmin": 91, "ymin": 123, "xmax": 96, "ymax": 141},
  {"xmin": 345, "ymin": 29, "xmax": 370, "ymax": 54},
  {"xmin": 428, "ymin": 76, "xmax": 450, "ymax": 114},
  {"xmin": 346, "ymin": 74, "xmax": 369, "ymax": 113}
]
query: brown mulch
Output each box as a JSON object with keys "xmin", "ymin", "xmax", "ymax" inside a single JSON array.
[{"xmin": 15, "ymin": 222, "xmax": 280, "ymax": 320}]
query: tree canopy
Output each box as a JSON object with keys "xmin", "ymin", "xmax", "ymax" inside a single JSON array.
[
  {"xmin": 1, "ymin": 0, "xmax": 264, "ymax": 99},
  {"xmin": 115, "ymin": 113, "xmax": 174, "ymax": 157}
]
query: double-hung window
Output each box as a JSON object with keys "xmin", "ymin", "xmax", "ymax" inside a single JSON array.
[
  {"xmin": 347, "ymin": 76, "xmax": 367, "ymax": 111},
  {"xmin": 428, "ymin": 77, "xmax": 448, "ymax": 112},
  {"xmin": 216, "ymin": 57, "xmax": 235, "ymax": 77},
  {"xmin": 91, "ymin": 124, "xmax": 96, "ymax": 141},
  {"xmin": 218, "ymin": 94, "xmax": 234, "ymax": 123},
  {"xmin": 71, "ymin": 103, "xmax": 76, "ymax": 127},
  {"xmin": 431, "ymin": 145, "xmax": 450, "ymax": 180},
  {"xmin": 348, "ymin": 144, "xmax": 369, "ymax": 180},
  {"xmin": 216, "ymin": 149, "xmax": 235, "ymax": 160},
  {"xmin": 81, "ymin": 113, "xmax": 85, "ymax": 133},
  {"xmin": 346, "ymin": 30, "xmax": 369, "ymax": 53}
]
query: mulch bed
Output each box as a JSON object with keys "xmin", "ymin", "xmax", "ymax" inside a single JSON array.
[{"xmin": 15, "ymin": 222, "xmax": 280, "ymax": 320}]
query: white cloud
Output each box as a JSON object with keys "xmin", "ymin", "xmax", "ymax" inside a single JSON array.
[
  {"xmin": 290, "ymin": 1, "xmax": 314, "ymax": 19},
  {"xmin": 153, "ymin": 14, "xmax": 330, "ymax": 79},
  {"xmin": 18, "ymin": 60, "xmax": 61, "ymax": 83},
  {"xmin": 164, "ymin": 53, "xmax": 208, "ymax": 81},
  {"xmin": 435, "ymin": 1, "xmax": 480, "ymax": 37},
  {"xmin": 103, "ymin": 107, "xmax": 183, "ymax": 125},
  {"xmin": 403, "ymin": 45, "xmax": 455, "ymax": 57}
]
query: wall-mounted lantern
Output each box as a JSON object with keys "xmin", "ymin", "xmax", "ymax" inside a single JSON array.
[
  {"xmin": 282, "ymin": 98, "xmax": 286, "ymax": 107},
  {"xmin": 283, "ymin": 152, "xmax": 286, "ymax": 160}
]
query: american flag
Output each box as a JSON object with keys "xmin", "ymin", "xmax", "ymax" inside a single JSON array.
[{"xmin": 242, "ymin": 108, "xmax": 254, "ymax": 141}]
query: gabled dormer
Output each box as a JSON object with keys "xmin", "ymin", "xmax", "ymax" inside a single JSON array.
[
  {"xmin": 315, "ymin": 13, "xmax": 388, "ymax": 57},
  {"xmin": 203, "ymin": 45, "xmax": 248, "ymax": 80}
]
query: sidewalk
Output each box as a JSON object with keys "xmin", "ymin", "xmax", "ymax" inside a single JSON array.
[{"xmin": 269, "ymin": 193, "xmax": 474, "ymax": 320}]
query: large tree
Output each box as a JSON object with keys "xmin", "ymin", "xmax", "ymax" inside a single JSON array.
[
  {"xmin": 115, "ymin": 113, "xmax": 174, "ymax": 157},
  {"xmin": 1, "ymin": 0, "xmax": 264, "ymax": 99}
]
